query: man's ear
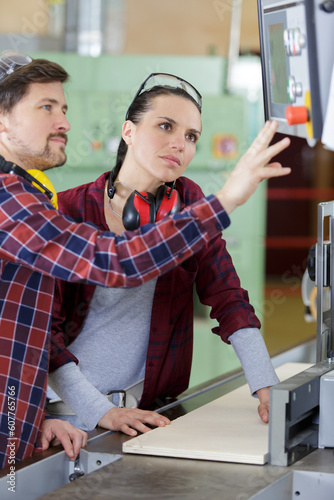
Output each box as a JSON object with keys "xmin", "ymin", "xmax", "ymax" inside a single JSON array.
[{"xmin": 122, "ymin": 120, "xmax": 134, "ymax": 146}]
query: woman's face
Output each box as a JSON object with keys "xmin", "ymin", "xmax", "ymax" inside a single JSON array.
[{"xmin": 123, "ymin": 94, "xmax": 202, "ymax": 187}]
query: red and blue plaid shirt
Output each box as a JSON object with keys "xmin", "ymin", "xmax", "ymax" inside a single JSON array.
[
  {"xmin": 0, "ymin": 172, "xmax": 230, "ymax": 469},
  {"xmin": 51, "ymin": 173, "xmax": 260, "ymax": 409}
]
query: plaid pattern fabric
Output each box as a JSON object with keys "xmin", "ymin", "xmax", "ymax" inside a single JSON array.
[
  {"xmin": 51, "ymin": 173, "xmax": 260, "ymax": 409},
  {"xmin": 0, "ymin": 172, "xmax": 230, "ymax": 469}
]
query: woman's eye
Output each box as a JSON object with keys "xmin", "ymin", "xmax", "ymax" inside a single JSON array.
[
  {"xmin": 160, "ymin": 123, "xmax": 172, "ymax": 131},
  {"xmin": 187, "ymin": 133, "xmax": 198, "ymax": 143},
  {"xmin": 42, "ymin": 105, "xmax": 51, "ymax": 111}
]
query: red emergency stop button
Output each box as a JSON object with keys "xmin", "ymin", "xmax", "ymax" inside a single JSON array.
[{"xmin": 285, "ymin": 106, "xmax": 309, "ymax": 125}]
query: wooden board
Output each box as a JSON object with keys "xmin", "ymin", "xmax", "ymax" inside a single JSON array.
[{"xmin": 123, "ymin": 363, "xmax": 312, "ymax": 465}]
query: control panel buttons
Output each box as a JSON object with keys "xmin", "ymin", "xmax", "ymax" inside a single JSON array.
[
  {"xmin": 287, "ymin": 76, "xmax": 303, "ymax": 103},
  {"xmin": 284, "ymin": 28, "xmax": 306, "ymax": 56},
  {"xmin": 285, "ymin": 105, "xmax": 309, "ymax": 125}
]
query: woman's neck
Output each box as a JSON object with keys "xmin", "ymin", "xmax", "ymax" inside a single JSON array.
[{"xmin": 118, "ymin": 157, "xmax": 163, "ymax": 195}]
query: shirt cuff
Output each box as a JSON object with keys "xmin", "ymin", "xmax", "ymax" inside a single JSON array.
[
  {"xmin": 48, "ymin": 362, "xmax": 115, "ymax": 430},
  {"xmin": 228, "ymin": 328, "xmax": 280, "ymax": 396},
  {"xmin": 190, "ymin": 195, "xmax": 231, "ymax": 237}
]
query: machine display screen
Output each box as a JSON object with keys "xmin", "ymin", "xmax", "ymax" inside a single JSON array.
[
  {"xmin": 260, "ymin": 7, "xmax": 290, "ymax": 120},
  {"xmin": 268, "ymin": 23, "xmax": 289, "ymax": 104}
]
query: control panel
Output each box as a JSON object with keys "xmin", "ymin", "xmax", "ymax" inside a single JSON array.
[{"xmin": 257, "ymin": 0, "xmax": 334, "ymax": 140}]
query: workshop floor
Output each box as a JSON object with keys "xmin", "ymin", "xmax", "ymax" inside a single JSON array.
[{"xmin": 262, "ymin": 278, "xmax": 316, "ymax": 356}]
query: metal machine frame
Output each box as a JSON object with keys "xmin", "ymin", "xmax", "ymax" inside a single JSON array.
[
  {"xmin": 269, "ymin": 201, "xmax": 334, "ymax": 466},
  {"xmin": 316, "ymin": 202, "xmax": 334, "ymax": 362},
  {"xmin": 269, "ymin": 361, "xmax": 333, "ymax": 466}
]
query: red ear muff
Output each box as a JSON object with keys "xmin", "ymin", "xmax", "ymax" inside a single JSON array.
[
  {"xmin": 122, "ymin": 191, "xmax": 156, "ymax": 230},
  {"xmin": 114, "ymin": 179, "xmax": 180, "ymax": 230},
  {"xmin": 155, "ymin": 185, "xmax": 180, "ymax": 221}
]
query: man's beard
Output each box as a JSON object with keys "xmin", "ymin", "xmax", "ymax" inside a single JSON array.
[{"xmin": 15, "ymin": 133, "xmax": 67, "ymax": 171}]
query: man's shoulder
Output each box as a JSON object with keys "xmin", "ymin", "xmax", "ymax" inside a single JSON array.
[
  {"xmin": 0, "ymin": 171, "xmax": 24, "ymax": 187},
  {"xmin": 0, "ymin": 171, "xmax": 39, "ymax": 200}
]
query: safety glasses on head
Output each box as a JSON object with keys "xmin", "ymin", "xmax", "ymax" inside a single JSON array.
[
  {"xmin": 0, "ymin": 50, "xmax": 33, "ymax": 84},
  {"xmin": 126, "ymin": 73, "xmax": 202, "ymax": 119}
]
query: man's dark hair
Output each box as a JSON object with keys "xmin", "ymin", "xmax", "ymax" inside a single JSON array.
[{"xmin": 0, "ymin": 58, "xmax": 69, "ymax": 114}]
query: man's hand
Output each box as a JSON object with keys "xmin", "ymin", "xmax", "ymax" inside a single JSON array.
[
  {"xmin": 40, "ymin": 419, "xmax": 87, "ymax": 460},
  {"xmin": 217, "ymin": 121, "xmax": 291, "ymax": 214},
  {"xmin": 256, "ymin": 387, "xmax": 270, "ymax": 423},
  {"xmin": 98, "ymin": 407, "xmax": 170, "ymax": 436}
]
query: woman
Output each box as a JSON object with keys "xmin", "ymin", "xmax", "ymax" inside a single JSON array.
[{"xmin": 47, "ymin": 73, "xmax": 290, "ymax": 436}]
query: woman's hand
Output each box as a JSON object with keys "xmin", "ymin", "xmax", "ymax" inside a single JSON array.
[
  {"xmin": 217, "ymin": 121, "xmax": 291, "ymax": 214},
  {"xmin": 256, "ymin": 387, "xmax": 270, "ymax": 423},
  {"xmin": 40, "ymin": 418, "xmax": 87, "ymax": 460},
  {"xmin": 98, "ymin": 407, "xmax": 170, "ymax": 436}
]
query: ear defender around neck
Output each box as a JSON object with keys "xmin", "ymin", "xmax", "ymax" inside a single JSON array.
[
  {"xmin": 26, "ymin": 169, "xmax": 58, "ymax": 209},
  {"xmin": 154, "ymin": 184, "xmax": 180, "ymax": 221},
  {"xmin": 123, "ymin": 191, "xmax": 156, "ymax": 230},
  {"xmin": 0, "ymin": 155, "xmax": 58, "ymax": 209},
  {"xmin": 107, "ymin": 170, "xmax": 180, "ymax": 231}
]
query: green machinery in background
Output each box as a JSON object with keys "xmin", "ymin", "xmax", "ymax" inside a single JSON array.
[{"xmin": 32, "ymin": 52, "xmax": 266, "ymax": 389}]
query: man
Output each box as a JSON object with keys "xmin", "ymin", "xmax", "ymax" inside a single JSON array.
[{"xmin": 0, "ymin": 50, "xmax": 290, "ymax": 469}]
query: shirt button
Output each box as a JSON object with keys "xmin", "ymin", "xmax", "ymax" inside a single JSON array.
[
  {"xmin": 178, "ymin": 252, "xmax": 184, "ymax": 258},
  {"xmin": 148, "ymin": 362, "xmax": 154, "ymax": 367},
  {"xmin": 215, "ymin": 223, "xmax": 221, "ymax": 230}
]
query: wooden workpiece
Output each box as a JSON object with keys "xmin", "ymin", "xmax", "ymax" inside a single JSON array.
[{"xmin": 123, "ymin": 363, "xmax": 312, "ymax": 464}]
